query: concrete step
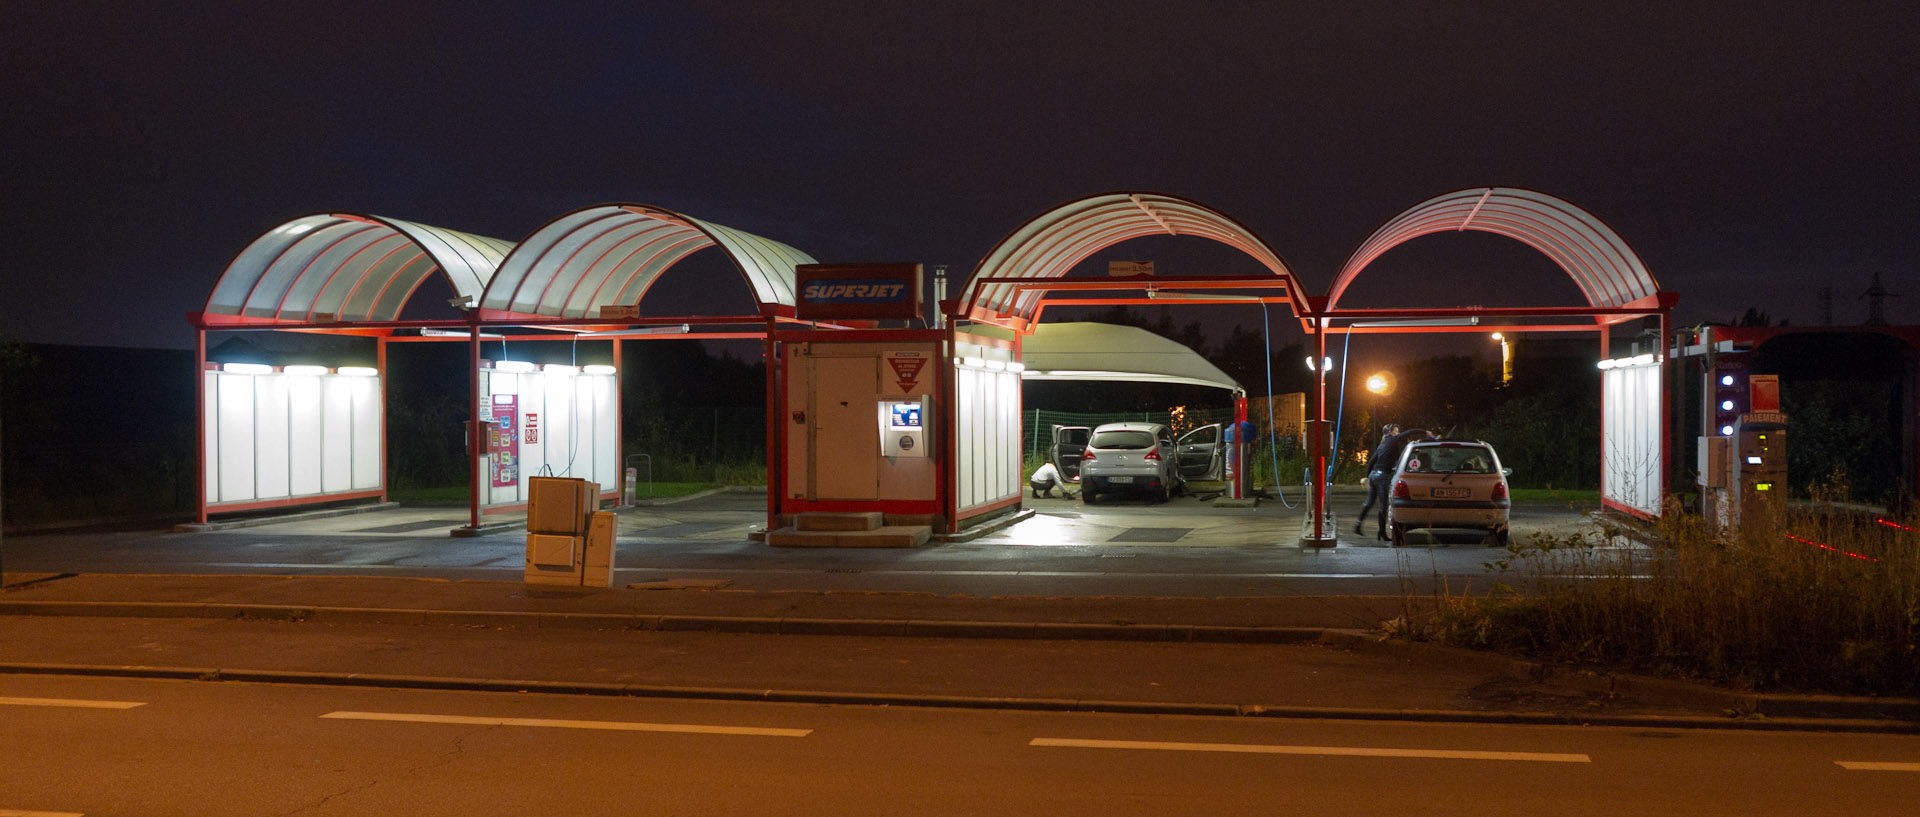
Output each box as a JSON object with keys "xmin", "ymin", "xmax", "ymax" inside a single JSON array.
[
  {"xmin": 794, "ymin": 512, "xmax": 885, "ymax": 532},
  {"xmin": 767, "ymin": 525, "xmax": 931, "ymax": 548}
]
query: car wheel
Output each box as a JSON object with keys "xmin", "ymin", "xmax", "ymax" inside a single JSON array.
[
  {"xmin": 1488, "ymin": 528, "xmax": 1510, "ymax": 548},
  {"xmin": 1082, "ymin": 488, "xmax": 1097, "ymax": 505},
  {"xmin": 1390, "ymin": 524, "xmax": 1407, "ymax": 547},
  {"xmin": 1157, "ymin": 483, "xmax": 1171, "ymax": 503}
]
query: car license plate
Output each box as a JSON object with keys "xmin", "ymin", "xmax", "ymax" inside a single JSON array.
[
  {"xmin": 1108, "ymin": 476, "xmax": 1133, "ymax": 484},
  {"xmin": 1430, "ymin": 487, "xmax": 1469, "ymax": 498}
]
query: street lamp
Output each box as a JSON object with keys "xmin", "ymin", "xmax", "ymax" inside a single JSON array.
[
  {"xmin": 1365, "ymin": 372, "xmax": 1395, "ymax": 396},
  {"xmin": 1492, "ymin": 332, "xmax": 1512, "ymax": 385}
]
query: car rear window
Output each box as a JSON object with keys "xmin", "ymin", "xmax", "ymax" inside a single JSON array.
[
  {"xmin": 1403, "ymin": 445, "xmax": 1495, "ymax": 474},
  {"xmin": 1090, "ymin": 430, "xmax": 1156, "ymax": 450},
  {"xmin": 1057, "ymin": 428, "xmax": 1090, "ymax": 446}
]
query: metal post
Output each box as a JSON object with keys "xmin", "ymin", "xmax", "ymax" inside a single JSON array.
[
  {"xmin": 195, "ymin": 327, "xmax": 208, "ymax": 525},
  {"xmin": 763, "ymin": 317, "xmax": 780, "ymax": 534},
  {"xmin": 1658, "ymin": 309, "xmax": 1671, "ymax": 515},
  {"xmin": 1303, "ymin": 318, "xmax": 1332, "ymax": 546}
]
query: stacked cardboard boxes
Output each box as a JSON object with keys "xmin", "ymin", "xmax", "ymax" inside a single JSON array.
[{"xmin": 524, "ymin": 477, "xmax": 601, "ymax": 587}]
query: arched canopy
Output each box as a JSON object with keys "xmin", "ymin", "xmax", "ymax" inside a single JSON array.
[
  {"xmin": 204, "ymin": 213, "xmax": 514, "ymax": 325},
  {"xmin": 479, "ymin": 204, "xmax": 816, "ymax": 319},
  {"xmin": 962, "ymin": 192, "xmax": 1303, "ymax": 324},
  {"xmin": 971, "ymin": 322, "xmax": 1243, "ymax": 394},
  {"xmin": 1327, "ymin": 187, "xmax": 1659, "ymax": 312}
]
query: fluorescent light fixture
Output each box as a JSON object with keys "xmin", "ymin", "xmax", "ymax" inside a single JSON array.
[
  {"xmin": 1721, "ymin": 374, "xmax": 1736, "ymax": 386},
  {"xmin": 336, "ymin": 366, "xmax": 378, "ymax": 377},
  {"xmin": 1490, "ymin": 332, "xmax": 1504, "ymax": 341},
  {"xmin": 579, "ymin": 324, "xmax": 693, "ymax": 337},
  {"xmin": 1323, "ymin": 356, "xmax": 1334, "ymax": 371},
  {"xmin": 984, "ymin": 359, "xmax": 1007, "ymax": 371},
  {"xmin": 1596, "ymin": 359, "xmax": 1616, "ymax": 370},
  {"xmin": 1006, "ymin": 361, "xmax": 1026, "ymax": 374},
  {"xmin": 420, "ymin": 327, "xmax": 501, "ymax": 338},
  {"xmin": 1147, "ymin": 290, "xmax": 1265, "ymax": 302},
  {"xmin": 962, "ymin": 356, "xmax": 986, "ymax": 369},
  {"xmin": 283, "ymin": 365, "xmax": 329, "ymax": 376},
  {"xmin": 1632, "ymin": 353, "xmax": 1655, "ymax": 366},
  {"xmin": 222, "ymin": 363, "xmax": 273, "ymax": 375},
  {"xmin": 1306, "ymin": 356, "xmax": 1317, "ymax": 371},
  {"xmin": 543, "ymin": 364, "xmax": 579, "ymax": 375},
  {"xmin": 583, "ymin": 364, "xmax": 616, "ymax": 376},
  {"xmin": 1721, "ymin": 400, "xmax": 1735, "ymax": 411},
  {"xmin": 494, "ymin": 360, "xmax": 536, "ymax": 373},
  {"xmin": 1721, "ymin": 425, "xmax": 1735, "ymax": 436},
  {"xmin": 1350, "ymin": 317, "xmax": 1480, "ymax": 328}
]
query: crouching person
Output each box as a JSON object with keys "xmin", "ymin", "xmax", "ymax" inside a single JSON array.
[{"xmin": 1030, "ymin": 461, "xmax": 1066, "ymax": 498}]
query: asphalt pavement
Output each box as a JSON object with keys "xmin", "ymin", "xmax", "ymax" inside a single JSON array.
[{"xmin": 0, "ymin": 489, "xmax": 1912, "ymax": 733}]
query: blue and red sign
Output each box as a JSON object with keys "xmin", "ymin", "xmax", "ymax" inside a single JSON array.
[{"xmin": 795, "ymin": 263, "xmax": 923, "ymax": 320}]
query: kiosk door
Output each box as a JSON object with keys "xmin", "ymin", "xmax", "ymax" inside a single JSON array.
[{"xmin": 811, "ymin": 356, "xmax": 880, "ymax": 500}]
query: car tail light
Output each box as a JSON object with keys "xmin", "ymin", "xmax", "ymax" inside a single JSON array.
[
  {"xmin": 1492, "ymin": 482, "xmax": 1508, "ymax": 500},
  {"xmin": 1144, "ymin": 447, "xmax": 1161, "ymax": 462},
  {"xmin": 1082, "ymin": 448, "xmax": 1097, "ymax": 462},
  {"xmin": 1392, "ymin": 479, "xmax": 1409, "ymax": 499}
]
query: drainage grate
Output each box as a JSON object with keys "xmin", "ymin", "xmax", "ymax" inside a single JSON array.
[{"xmin": 1107, "ymin": 527, "xmax": 1193, "ymax": 543}]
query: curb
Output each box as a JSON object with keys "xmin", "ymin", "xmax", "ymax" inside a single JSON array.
[
  {"xmin": 937, "ymin": 509, "xmax": 1036, "ymax": 543},
  {"xmin": 0, "ymin": 600, "xmax": 1325, "ymax": 644},
  {"xmin": 173, "ymin": 502, "xmax": 402, "ymax": 532},
  {"xmin": 0, "ymin": 660, "xmax": 1912, "ymax": 733}
]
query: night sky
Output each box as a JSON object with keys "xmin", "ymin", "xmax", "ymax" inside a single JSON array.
[{"xmin": 5, "ymin": 2, "xmax": 1915, "ymax": 372}]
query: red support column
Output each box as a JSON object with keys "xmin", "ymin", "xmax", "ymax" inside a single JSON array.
[
  {"xmin": 941, "ymin": 322, "xmax": 958, "ymax": 532},
  {"xmin": 195, "ymin": 327, "xmax": 208, "ymax": 524},
  {"xmin": 377, "ymin": 335, "xmax": 388, "ymax": 506},
  {"xmin": 1658, "ymin": 309, "xmax": 1671, "ymax": 516},
  {"xmin": 1308, "ymin": 318, "xmax": 1329, "ymax": 543},
  {"xmin": 763, "ymin": 318, "xmax": 780, "ymax": 534},
  {"xmin": 468, "ymin": 325, "xmax": 482, "ymax": 532},
  {"xmin": 1598, "ymin": 324, "xmax": 1611, "ymax": 504}
]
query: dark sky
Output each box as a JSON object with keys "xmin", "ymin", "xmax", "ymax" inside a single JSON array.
[{"xmin": 4, "ymin": 1, "xmax": 1915, "ymax": 363}]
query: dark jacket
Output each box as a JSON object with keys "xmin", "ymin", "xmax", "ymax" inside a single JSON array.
[{"xmin": 1368, "ymin": 428, "xmax": 1429, "ymax": 475}]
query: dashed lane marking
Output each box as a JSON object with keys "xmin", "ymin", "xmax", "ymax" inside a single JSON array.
[
  {"xmin": 1836, "ymin": 761, "xmax": 1920, "ymax": 772},
  {"xmin": 320, "ymin": 710, "xmax": 811, "ymax": 737},
  {"xmin": 1031, "ymin": 737, "xmax": 1590, "ymax": 763},
  {"xmin": 0, "ymin": 696, "xmax": 145, "ymax": 710}
]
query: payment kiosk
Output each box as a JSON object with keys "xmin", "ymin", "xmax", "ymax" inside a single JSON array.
[{"xmin": 880, "ymin": 398, "xmax": 930, "ymax": 457}]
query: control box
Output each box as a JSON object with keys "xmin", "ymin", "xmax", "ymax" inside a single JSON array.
[
  {"xmin": 878, "ymin": 396, "xmax": 929, "ymax": 458},
  {"xmin": 1733, "ymin": 412, "xmax": 1788, "ymax": 504}
]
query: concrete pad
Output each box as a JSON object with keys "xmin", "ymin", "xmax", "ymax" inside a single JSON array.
[{"xmin": 796, "ymin": 512, "xmax": 884, "ymax": 532}]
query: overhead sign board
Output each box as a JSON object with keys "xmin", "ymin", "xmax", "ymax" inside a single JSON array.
[
  {"xmin": 1749, "ymin": 374, "xmax": 1780, "ymax": 412},
  {"xmin": 596, "ymin": 304, "xmax": 640, "ymax": 321},
  {"xmin": 1108, "ymin": 261, "xmax": 1154, "ymax": 277},
  {"xmin": 795, "ymin": 263, "xmax": 924, "ymax": 320}
]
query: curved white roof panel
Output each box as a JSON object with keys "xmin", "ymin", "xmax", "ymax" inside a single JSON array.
[
  {"xmin": 963, "ymin": 192, "xmax": 1302, "ymax": 323},
  {"xmin": 1328, "ymin": 187, "xmax": 1659, "ymax": 311},
  {"xmin": 205, "ymin": 213, "xmax": 513, "ymax": 324},
  {"xmin": 480, "ymin": 204, "xmax": 816, "ymax": 319},
  {"xmin": 975, "ymin": 321, "xmax": 1243, "ymax": 394}
]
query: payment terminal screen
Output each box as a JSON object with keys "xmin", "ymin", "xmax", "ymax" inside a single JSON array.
[{"xmin": 890, "ymin": 404, "xmax": 921, "ymax": 428}]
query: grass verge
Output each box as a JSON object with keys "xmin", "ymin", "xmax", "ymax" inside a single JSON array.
[{"xmin": 1392, "ymin": 499, "xmax": 1920, "ymax": 696}]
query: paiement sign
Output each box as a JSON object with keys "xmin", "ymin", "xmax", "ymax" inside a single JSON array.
[
  {"xmin": 795, "ymin": 263, "xmax": 924, "ymax": 320},
  {"xmin": 1108, "ymin": 260, "xmax": 1154, "ymax": 277}
]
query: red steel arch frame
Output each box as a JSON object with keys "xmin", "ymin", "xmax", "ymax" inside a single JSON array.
[
  {"xmin": 193, "ymin": 208, "xmax": 837, "ymax": 531},
  {"xmin": 955, "ymin": 188, "xmax": 1675, "ymax": 542}
]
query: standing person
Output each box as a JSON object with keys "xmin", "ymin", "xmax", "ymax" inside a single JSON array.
[
  {"xmin": 1356, "ymin": 424, "xmax": 1400, "ymax": 537},
  {"xmin": 1357, "ymin": 425, "xmax": 1433, "ymax": 539}
]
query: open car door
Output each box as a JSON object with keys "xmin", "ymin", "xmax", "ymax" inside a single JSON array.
[
  {"xmin": 1176, "ymin": 423, "xmax": 1223, "ymax": 481},
  {"xmin": 1050, "ymin": 425, "xmax": 1091, "ymax": 483}
]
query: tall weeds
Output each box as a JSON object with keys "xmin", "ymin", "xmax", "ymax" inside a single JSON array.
[{"xmin": 1410, "ymin": 499, "xmax": 1920, "ymax": 695}]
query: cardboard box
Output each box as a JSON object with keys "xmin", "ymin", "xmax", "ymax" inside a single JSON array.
[
  {"xmin": 583, "ymin": 511, "xmax": 617, "ymax": 588},
  {"xmin": 529, "ymin": 477, "xmax": 598, "ymax": 535},
  {"xmin": 525, "ymin": 533, "xmax": 583, "ymax": 586}
]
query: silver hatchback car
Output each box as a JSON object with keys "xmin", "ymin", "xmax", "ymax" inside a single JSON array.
[
  {"xmin": 1386, "ymin": 440, "xmax": 1512, "ymax": 546},
  {"xmin": 1080, "ymin": 422, "xmax": 1179, "ymax": 503}
]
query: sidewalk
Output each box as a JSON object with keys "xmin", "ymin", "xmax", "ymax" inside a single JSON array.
[{"xmin": 2, "ymin": 572, "xmax": 1915, "ymax": 732}]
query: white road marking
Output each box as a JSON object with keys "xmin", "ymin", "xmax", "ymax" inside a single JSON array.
[
  {"xmin": 0, "ymin": 809, "xmax": 86, "ymax": 816},
  {"xmin": 321, "ymin": 710, "xmax": 811, "ymax": 737},
  {"xmin": 1031, "ymin": 737, "xmax": 1589, "ymax": 763},
  {"xmin": 1836, "ymin": 761, "xmax": 1920, "ymax": 772},
  {"xmin": 0, "ymin": 696, "xmax": 145, "ymax": 710}
]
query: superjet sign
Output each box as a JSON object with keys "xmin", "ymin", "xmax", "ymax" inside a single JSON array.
[{"xmin": 794, "ymin": 263, "xmax": 924, "ymax": 320}]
